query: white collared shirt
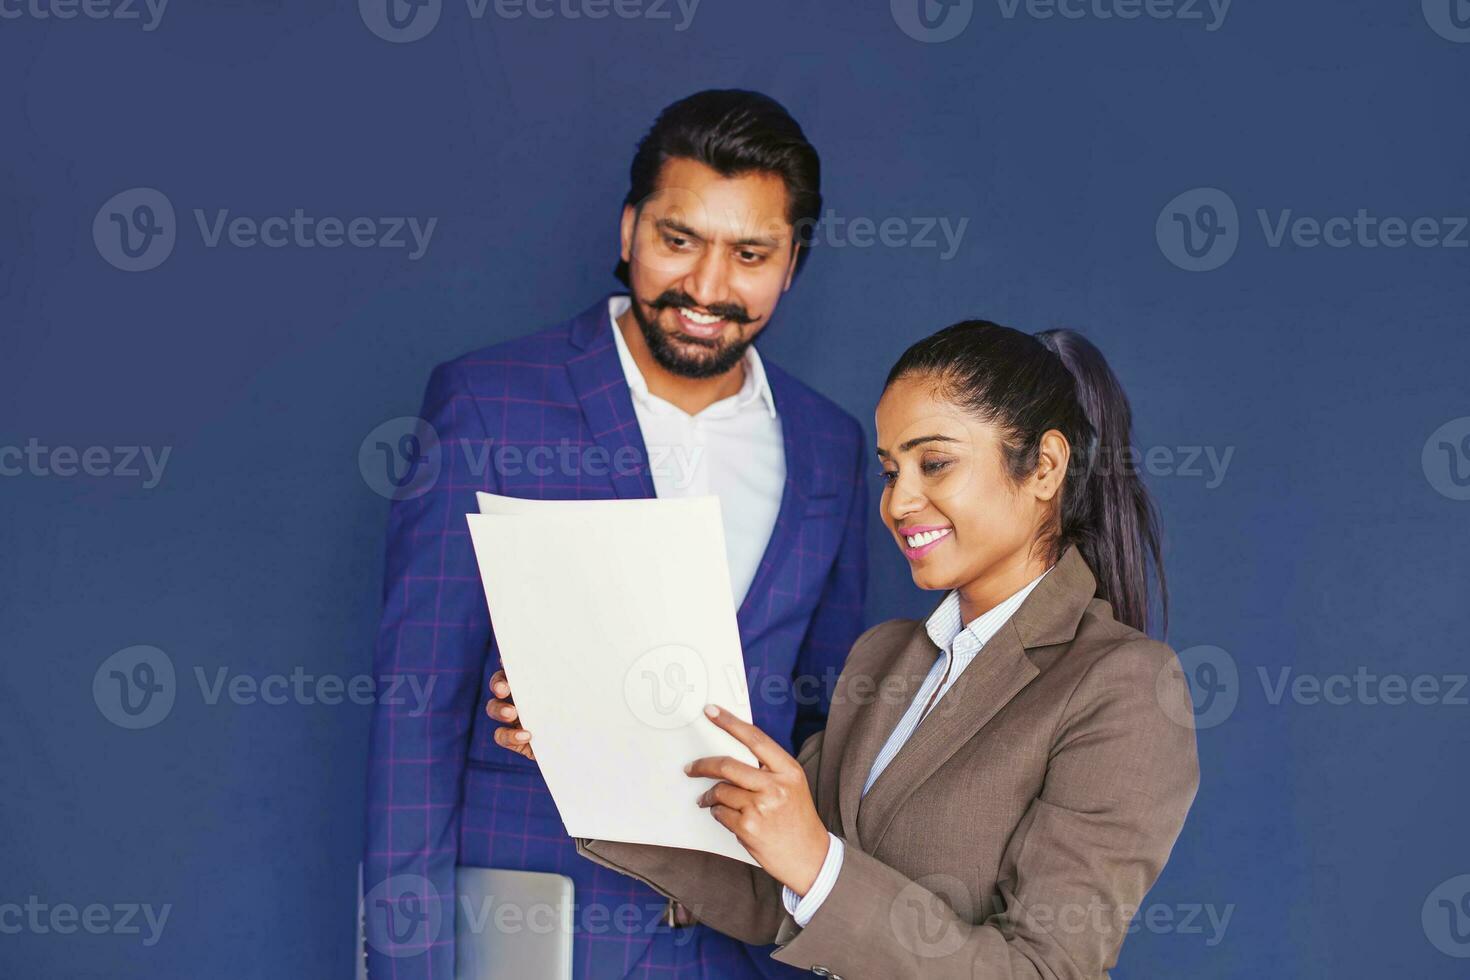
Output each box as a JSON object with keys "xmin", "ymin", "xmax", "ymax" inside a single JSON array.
[
  {"xmin": 782, "ymin": 569, "xmax": 1052, "ymax": 926},
  {"xmin": 607, "ymin": 295, "xmax": 785, "ymax": 606}
]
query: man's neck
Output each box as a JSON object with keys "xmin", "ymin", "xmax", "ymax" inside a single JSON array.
[{"xmin": 616, "ymin": 306, "xmax": 747, "ymax": 416}]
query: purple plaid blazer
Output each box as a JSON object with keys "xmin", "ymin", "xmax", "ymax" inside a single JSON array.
[{"xmin": 363, "ymin": 297, "xmax": 869, "ymax": 979}]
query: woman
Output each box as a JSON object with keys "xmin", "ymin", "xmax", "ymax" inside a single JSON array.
[{"xmin": 487, "ymin": 321, "xmax": 1199, "ymax": 978}]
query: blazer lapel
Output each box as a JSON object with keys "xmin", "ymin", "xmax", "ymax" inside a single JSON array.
[
  {"xmin": 734, "ymin": 366, "xmax": 814, "ymax": 636},
  {"xmin": 856, "ymin": 622, "xmax": 1038, "ymax": 850},
  {"xmin": 833, "ymin": 623, "xmax": 936, "ymax": 843},
  {"xmin": 564, "ymin": 298, "xmax": 655, "ymax": 500},
  {"xmin": 564, "ymin": 302, "xmax": 816, "ymax": 640},
  {"xmin": 836, "ymin": 547, "xmax": 1100, "ymax": 852}
]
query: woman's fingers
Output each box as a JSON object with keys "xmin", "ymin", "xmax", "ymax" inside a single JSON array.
[
  {"xmin": 696, "ymin": 780, "xmax": 756, "ymax": 812},
  {"xmin": 701, "ymin": 705, "xmax": 791, "ymax": 773},
  {"xmin": 686, "ymin": 755, "xmax": 770, "ymax": 792},
  {"xmin": 707, "ymin": 803, "xmax": 742, "ymax": 836}
]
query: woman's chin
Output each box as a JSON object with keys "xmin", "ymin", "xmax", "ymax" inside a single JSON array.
[{"xmin": 909, "ymin": 566, "xmax": 956, "ymax": 592}]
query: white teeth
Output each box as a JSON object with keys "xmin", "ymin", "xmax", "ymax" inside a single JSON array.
[
  {"xmin": 679, "ymin": 307, "xmax": 721, "ymax": 325},
  {"xmin": 905, "ymin": 528, "xmax": 951, "ymax": 548}
]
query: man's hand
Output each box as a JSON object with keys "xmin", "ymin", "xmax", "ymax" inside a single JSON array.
[
  {"xmin": 688, "ymin": 705, "xmax": 830, "ymax": 897},
  {"xmin": 486, "ymin": 669, "xmax": 536, "ymax": 761}
]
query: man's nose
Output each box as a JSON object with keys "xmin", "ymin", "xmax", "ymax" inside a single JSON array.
[{"xmin": 683, "ymin": 248, "xmax": 733, "ymax": 309}]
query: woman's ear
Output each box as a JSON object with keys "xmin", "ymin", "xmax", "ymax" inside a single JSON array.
[{"xmin": 1030, "ymin": 430, "xmax": 1071, "ymax": 502}]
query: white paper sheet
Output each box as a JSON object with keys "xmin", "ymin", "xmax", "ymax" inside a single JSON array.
[{"xmin": 467, "ymin": 492, "xmax": 759, "ymax": 865}]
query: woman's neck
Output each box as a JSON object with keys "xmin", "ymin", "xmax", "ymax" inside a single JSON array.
[{"xmin": 956, "ymin": 550, "xmax": 1052, "ymax": 624}]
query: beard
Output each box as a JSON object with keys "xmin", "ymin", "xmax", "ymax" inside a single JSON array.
[{"xmin": 629, "ymin": 289, "xmax": 759, "ymax": 380}]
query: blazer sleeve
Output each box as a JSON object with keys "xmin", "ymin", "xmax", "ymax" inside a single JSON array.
[
  {"xmin": 362, "ymin": 361, "xmax": 496, "ymax": 979},
  {"xmin": 789, "ymin": 418, "xmax": 869, "ymax": 750},
  {"xmin": 768, "ymin": 639, "xmax": 1201, "ymax": 980},
  {"xmin": 574, "ymin": 728, "xmax": 829, "ymax": 946}
]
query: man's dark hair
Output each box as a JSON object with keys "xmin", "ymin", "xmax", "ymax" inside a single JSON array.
[{"xmin": 615, "ymin": 89, "xmax": 822, "ymax": 286}]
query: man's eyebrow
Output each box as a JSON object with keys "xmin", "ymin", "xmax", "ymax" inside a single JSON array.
[
  {"xmin": 655, "ymin": 217, "xmax": 704, "ymax": 240},
  {"xmin": 655, "ymin": 216, "xmax": 783, "ymax": 249},
  {"xmin": 876, "ymin": 435, "xmax": 962, "ymax": 457},
  {"xmin": 730, "ymin": 232, "xmax": 783, "ymax": 249}
]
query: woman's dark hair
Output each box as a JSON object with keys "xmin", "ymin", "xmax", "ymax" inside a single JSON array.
[
  {"xmin": 884, "ymin": 321, "xmax": 1168, "ymax": 634},
  {"xmin": 615, "ymin": 89, "xmax": 822, "ymax": 285}
]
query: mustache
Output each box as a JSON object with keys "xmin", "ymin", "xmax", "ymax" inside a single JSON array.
[{"xmin": 647, "ymin": 290, "xmax": 755, "ymax": 326}]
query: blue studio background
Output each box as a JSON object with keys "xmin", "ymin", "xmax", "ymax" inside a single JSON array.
[{"xmin": 2, "ymin": 1, "xmax": 1468, "ymax": 977}]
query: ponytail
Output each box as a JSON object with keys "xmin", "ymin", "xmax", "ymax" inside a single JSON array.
[
  {"xmin": 1034, "ymin": 330, "xmax": 1167, "ymax": 635},
  {"xmin": 885, "ymin": 321, "xmax": 1167, "ymax": 634}
]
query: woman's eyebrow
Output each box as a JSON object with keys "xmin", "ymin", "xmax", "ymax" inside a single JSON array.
[{"xmin": 875, "ymin": 434, "xmax": 961, "ymax": 457}]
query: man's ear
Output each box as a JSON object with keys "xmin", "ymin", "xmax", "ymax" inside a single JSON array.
[
  {"xmin": 620, "ymin": 204, "xmax": 637, "ymax": 266},
  {"xmin": 1031, "ymin": 430, "xmax": 1071, "ymax": 502},
  {"xmin": 782, "ymin": 242, "xmax": 801, "ymax": 292}
]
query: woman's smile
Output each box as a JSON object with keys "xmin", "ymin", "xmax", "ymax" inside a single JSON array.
[{"xmin": 898, "ymin": 523, "xmax": 953, "ymax": 560}]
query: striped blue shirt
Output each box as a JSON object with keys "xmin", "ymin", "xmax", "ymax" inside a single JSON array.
[{"xmin": 781, "ymin": 569, "xmax": 1051, "ymax": 926}]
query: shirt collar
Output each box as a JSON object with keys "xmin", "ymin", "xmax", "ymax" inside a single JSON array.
[
  {"xmin": 607, "ymin": 295, "xmax": 777, "ymax": 419},
  {"xmin": 924, "ymin": 566, "xmax": 1053, "ymax": 655}
]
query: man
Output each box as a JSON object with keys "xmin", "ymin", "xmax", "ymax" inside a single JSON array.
[{"xmin": 363, "ymin": 90, "xmax": 869, "ymax": 979}]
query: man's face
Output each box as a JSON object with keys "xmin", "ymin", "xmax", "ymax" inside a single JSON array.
[{"xmin": 620, "ymin": 157, "xmax": 800, "ymax": 379}]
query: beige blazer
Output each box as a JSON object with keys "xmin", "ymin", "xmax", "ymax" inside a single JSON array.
[{"xmin": 577, "ymin": 547, "xmax": 1199, "ymax": 979}]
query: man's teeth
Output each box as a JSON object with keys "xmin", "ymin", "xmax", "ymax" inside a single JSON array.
[
  {"xmin": 679, "ymin": 307, "xmax": 722, "ymax": 325},
  {"xmin": 905, "ymin": 528, "xmax": 952, "ymax": 548}
]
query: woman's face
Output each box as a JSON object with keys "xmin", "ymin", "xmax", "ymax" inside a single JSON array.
[{"xmin": 875, "ymin": 375, "xmax": 1066, "ymax": 596}]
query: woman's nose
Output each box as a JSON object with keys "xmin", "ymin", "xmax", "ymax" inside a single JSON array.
[{"xmin": 886, "ymin": 477, "xmax": 926, "ymax": 524}]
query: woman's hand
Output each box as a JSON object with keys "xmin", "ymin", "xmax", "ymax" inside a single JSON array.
[
  {"xmin": 688, "ymin": 705, "xmax": 830, "ymax": 897},
  {"xmin": 485, "ymin": 669, "xmax": 535, "ymax": 761}
]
